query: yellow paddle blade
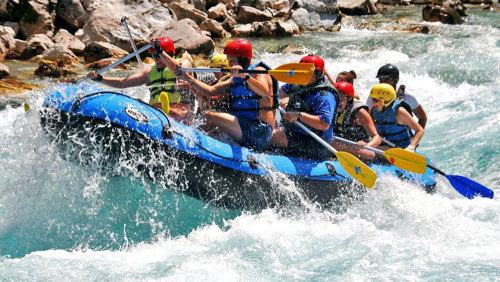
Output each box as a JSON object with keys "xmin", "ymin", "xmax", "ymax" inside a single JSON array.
[
  {"xmin": 268, "ymin": 63, "xmax": 314, "ymax": 85},
  {"xmin": 336, "ymin": 151, "xmax": 377, "ymax": 188},
  {"xmin": 383, "ymin": 148, "xmax": 427, "ymax": 174},
  {"xmin": 24, "ymin": 102, "xmax": 30, "ymax": 112},
  {"xmin": 159, "ymin": 92, "xmax": 170, "ymax": 115}
]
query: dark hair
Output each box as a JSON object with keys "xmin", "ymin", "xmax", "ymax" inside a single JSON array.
[{"xmin": 336, "ymin": 70, "xmax": 358, "ymax": 84}]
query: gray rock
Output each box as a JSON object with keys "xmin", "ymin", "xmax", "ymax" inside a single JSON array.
[
  {"xmin": 56, "ymin": 0, "xmax": 88, "ymax": 30},
  {"xmin": 53, "ymin": 29, "xmax": 86, "ymax": 55},
  {"xmin": 20, "ymin": 0, "xmax": 55, "ymax": 38},
  {"xmin": 152, "ymin": 19, "xmax": 214, "ymax": 55},
  {"xmin": 236, "ymin": 6, "xmax": 273, "ymax": 24}
]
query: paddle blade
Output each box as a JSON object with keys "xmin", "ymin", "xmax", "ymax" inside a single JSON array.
[
  {"xmin": 383, "ymin": 148, "xmax": 427, "ymax": 174},
  {"xmin": 268, "ymin": 63, "xmax": 314, "ymax": 85},
  {"xmin": 336, "ymin": 151, "xmax": 377, "ymax": 188},
  {"xmin": 446, "ymin": 174, "xmax": 494, "ymax": 199}
]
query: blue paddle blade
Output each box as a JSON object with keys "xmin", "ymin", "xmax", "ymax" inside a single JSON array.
[{"xmin": 446, "ymin": 174, "xmax": 494, "ymax": 199}]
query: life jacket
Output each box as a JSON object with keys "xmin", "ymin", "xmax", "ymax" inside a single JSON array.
[
  {"xmin": 230, "ymin": 62, "xmax": 279, "ymax": 121},
  {"xmin": 371, "ymin": 100, "xmax": 413, "ymax": 148},
  {"xmin": 284, "ymin": 78, "xmax": 339, "ymax": 138},
  {"xmin": 334, "ymin": 100, "xmax": 370, "ymax": 142},
  {"xmin": 149, "ymin": 63, "xmax": 179, "ymax": 105}
]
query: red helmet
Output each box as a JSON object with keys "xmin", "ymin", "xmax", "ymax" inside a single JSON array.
[
  {"xmin": 224, "ymin": 39, "xmax": 252, "ymax": 59},
  {"xmin": 299, "ymin": 55, "xmax": 324, "ymax": 72},
  {"xmin": 148, "ymin": 37, "xmax": 175, "ymax": 55},
  {"xmin": 334, "ymin": 81, "xmax": 355, "ymax": 98}
]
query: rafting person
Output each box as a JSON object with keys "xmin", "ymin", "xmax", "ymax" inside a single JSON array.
[
  {"xmin": 367, "ymin": 64, "xmax": 428, "ymax": 129},
  {"xmin": 269, "ymin": 55, "xmax": 337, "ymax": 160},
  {"xmin": 330, "ymin": 81, "xmax": 381, "ymax": 161},
  {"xmin": 87, "ymin": 37, "xmax": 194, "ymax": 122},
  {"xmin": 176, "ymin": 39, "xmax": 278, "ymax": 150},
  {"xmin": 195, "ymin": 54, "xmax": 231, "ymax": 112},
  {"xmin": 369, "ymin": 83, "xmax": 424, "ymax": 152},
  {"xmin": 325, "ymin": 69, "xmax": 361, "ymax": 100}
]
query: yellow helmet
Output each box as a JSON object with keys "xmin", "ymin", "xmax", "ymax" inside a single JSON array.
[
  {"xmin": 370, "ymin": 83, "xmax": 396, "ymax": 107},
  {"xmin": 210, "ymin": 54, "xmax": 229, "ymax": 68}
]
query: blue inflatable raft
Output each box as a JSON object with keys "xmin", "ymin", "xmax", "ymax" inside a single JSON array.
[{"xmin": 40, "ymin": 84, "xmax": 436, "ymax": 209}]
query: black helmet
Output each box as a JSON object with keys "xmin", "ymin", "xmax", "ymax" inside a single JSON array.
[{"xmin": 376, "ymin": 64, "xmax": 399, "ymax": 79}]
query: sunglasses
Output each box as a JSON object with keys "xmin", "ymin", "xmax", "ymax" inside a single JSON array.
[
  {"xmin": 372, "ymin": 98, "xmax": 381, "ymax": 103},
  {"xmin": 151, "ymin": 54, "xmax": 160, "ymax": 59}
]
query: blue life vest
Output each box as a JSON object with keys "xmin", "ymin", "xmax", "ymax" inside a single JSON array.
[
  {"xmin": 231, "ymin": 62, "xmax": 279, "ymax": 121},
  {"xmin": 371, "ymin": 100, "xmax": 413, "ymax": 148}
]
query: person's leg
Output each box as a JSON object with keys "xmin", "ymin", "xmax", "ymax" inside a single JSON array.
[
  {"xmin": 202, "ymin": 111, "xmax": 243, "ymax": 142},
  {"xmin": 269, "ymin": 129, "xmax": 288, "ymax": 148}
]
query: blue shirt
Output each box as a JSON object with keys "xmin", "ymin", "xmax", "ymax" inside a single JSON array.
[{"xmin": 282, "ymin": 83, "xmax": 337, "ymax": 143}]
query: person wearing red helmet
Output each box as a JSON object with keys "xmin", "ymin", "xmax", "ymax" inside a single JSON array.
[
  {"xmin": 269, "ymin": 55, "xmax": 337, "ymax": 160},
  {"xmin": 176, "ymin": 39, "xmax": 279, "ymax": 149},
  {"xmin": 87, "ymin": 37, "xmax": 194, "ymax": 122},
  {"xmin": 330, "ymin": 81, "xmax": 381, "ymax": 161}
]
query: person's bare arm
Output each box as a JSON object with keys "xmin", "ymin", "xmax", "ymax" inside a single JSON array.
[
  {"xmin": 412, "ymin": 105, "xmax": 427, "ymax": 129},
  {"xmin": 396, "ymin": 107, "xmax": 424, "ymax": 150},
  {"xmin": 87, "ymin": 68, "xmax": 150, "ymax": 89},
  {"xmin": 180, "ymin": 71, "xmax": 232, "ymax": 99},
  {"xmin": 356, "ymin": 108, "xmax": 381, "ymax": 148}
]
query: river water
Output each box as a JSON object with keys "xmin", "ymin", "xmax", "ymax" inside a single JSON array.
[{"xmin": 1, "ymin": 7, "xmax": 499, "ymax": 280}]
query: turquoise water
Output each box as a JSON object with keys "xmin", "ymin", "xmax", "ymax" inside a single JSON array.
[{"xmin": 1, "ymin": 7, "xmax": 499, "ymax": 280}]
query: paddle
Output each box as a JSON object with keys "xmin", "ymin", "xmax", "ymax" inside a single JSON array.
[
  {"xmin": 96, "ymin": 43, "xmax": 151, "ymax": 76},
  {"xmin": 80, "ymin": 43, "xmax": 151, "ymax": 85},
  {"xmin": 380, "ymin": 137, "xmax": 494, "ymax": 199},
  {"xmin": 121, "ymin": 16, "xmax": 144, "ymax": 69},
  {"xmin": 181, "ymin": 63, "xmax": 315, "ymax": 85},
  {"xmin": 332, "ymin": 136, "xmax": 427, "ymax": 174},
  {"xmin": 279, "ymin": 108, "xmax": 377, "ymax": 188}
]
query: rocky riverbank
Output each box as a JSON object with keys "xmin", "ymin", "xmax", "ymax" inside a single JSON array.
[{"xmin": 0, "ymin": 0, "xmax": 496, "ymax": 96}]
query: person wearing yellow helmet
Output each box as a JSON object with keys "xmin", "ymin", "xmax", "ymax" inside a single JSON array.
[{"xmin": 369, "ymin": 83, "xmax": 424, "ymax": 152}]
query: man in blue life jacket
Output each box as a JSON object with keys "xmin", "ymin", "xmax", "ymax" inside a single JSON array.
[
  {"xmin": 369, "ymin": 83, "xmax": 424, "ymax": 152},
  {"xmin": 366, "ymin": 64, "xmax": 428, "ymax": 129},
  {"xmin": 269, "ymin": 55, "xmax": 337, "ymax": 160},
  {"xmin": 176, "ymin": 39, "xmax": 278, "ymax": 150},
  {"xmin": 87, "ymin": 37, "xmax": 194, "ymax": 122}
]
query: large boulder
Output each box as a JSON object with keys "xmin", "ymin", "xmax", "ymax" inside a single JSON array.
[
  {"xmin": 37, "ymin": 45, "xmax": 80, "ymax": 65},
  {"xmin": 84, "ymin": 41, "xmax": 129, "ymax": 64},
  {"xmin": 0, "ymin": 0, "xmax": 26, "ymax": 22},
  {"xmin": 199, "ymin": 19, "xmax": 231, "ymax": 38},
  {"xmin": 79, "ymin": 0, "xmax": 174, "ymax": 52},
  {"xmin": 52, "ymin": 29, "xmax": 86, "ymax": 55},
  {"xmin": 34, "ymin": 59, "xmax": 78, "ymax": 78},
  {"xmin": 207, "ymin": 2, "xmax": 233, "ymax": 21},
  {"xmin": 236, "ymin": 6, "xmax": 273, "ymax": 23},
  {"xmin": 55, "ymin": 0, "xmax": 87, "ymax": 32},
  {"xmin": 152, "ymin": 19, "xmax": 214, "ymax": 55},
  {"xmin": 422, "ymin": 4, "xmax": 463, "ymax": 24},
  {"xmin": 20, "ymin": 0, "xmax": 56, "ymax": 38},
  {"xmin": 20, "ymin": 33, "xmax": 53, "ymax": 59},
  {"xmin": 290, "ymin": 0, "xmax": 338, "ymax": 13},
  {"xmin": 168, "ymin": 2, "xmax": 209, "ymax": 25},
  {"xmin": 0, "ymin": 25, "xmax": 16, "ymax": 59},
  {"xmin": 290, "ymin": 8, "xmax": 340, "ymax": 31},
  {"xmin": 337, "ymin": 0, "xmax": 377, "ymax": 15}
]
